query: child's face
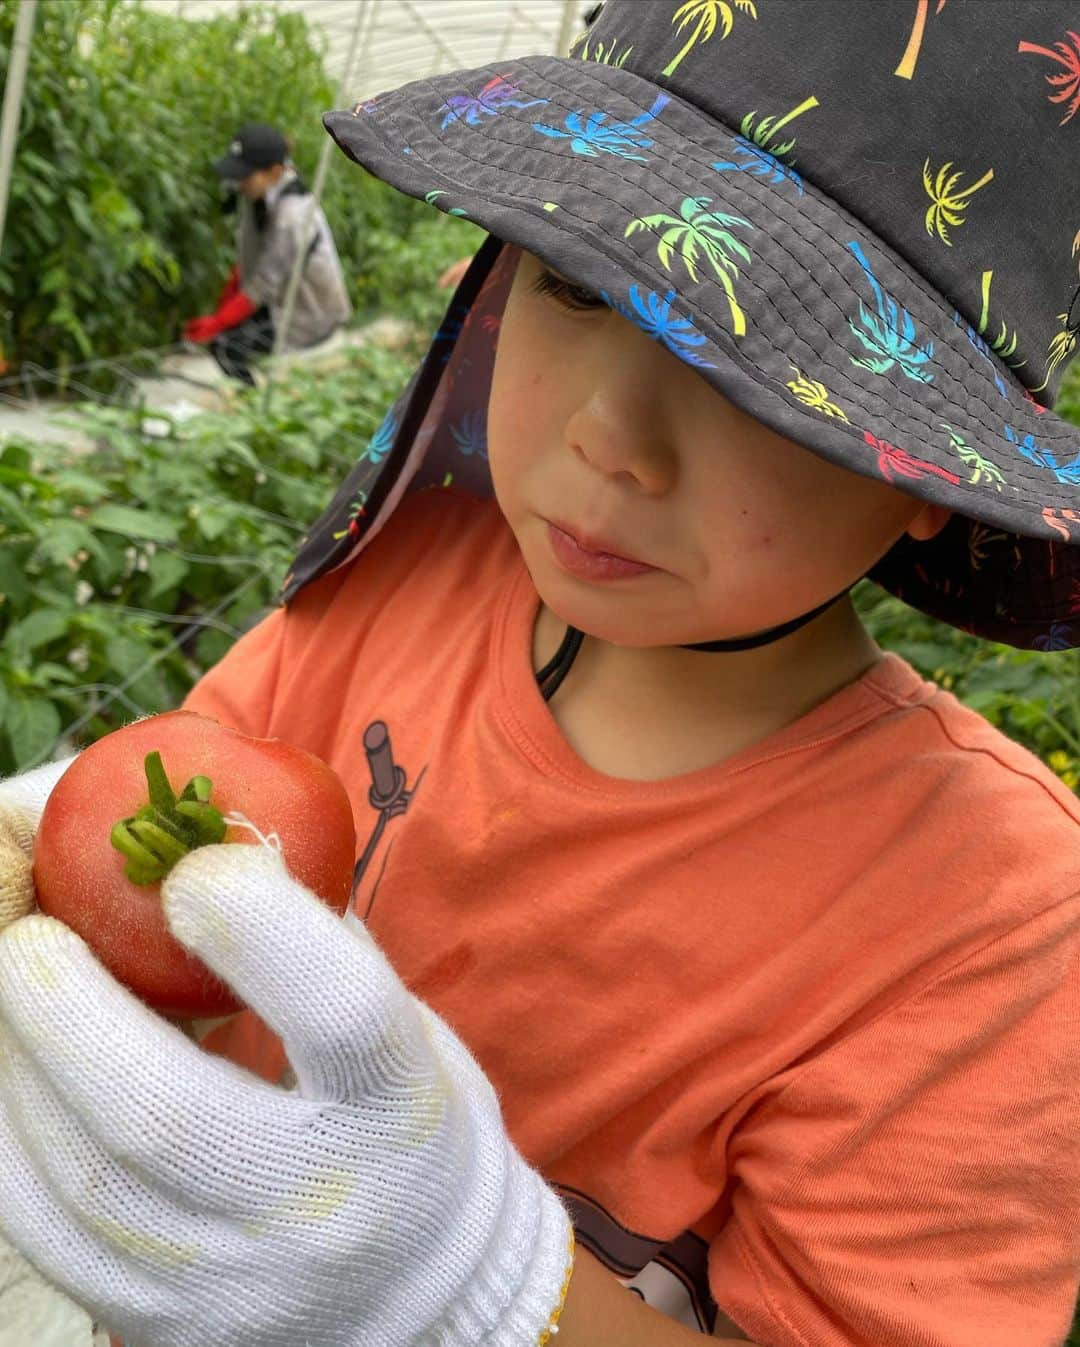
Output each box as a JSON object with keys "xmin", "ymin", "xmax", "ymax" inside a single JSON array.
[
  {"xmin": 238, "ymin": 165, "xmax": 284, "ymax": 200},
  {"xmin": 488, "ymin": 250, "xmax": 949, "ymax": 648}
]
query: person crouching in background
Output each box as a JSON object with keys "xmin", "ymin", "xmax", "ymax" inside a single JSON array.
[{"xmin": 183, "ymin": 123, "xmax": 352, "ymax": 385}]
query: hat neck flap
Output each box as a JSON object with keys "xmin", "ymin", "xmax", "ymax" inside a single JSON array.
[{"xmin": 282, "ymin": 235, "xmax": 508, "ymax": 602}]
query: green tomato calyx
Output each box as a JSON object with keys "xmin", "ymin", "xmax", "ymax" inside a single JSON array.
[{"xmin": 110, "ymin": 751, "xmax": 227, "ymax": 885}]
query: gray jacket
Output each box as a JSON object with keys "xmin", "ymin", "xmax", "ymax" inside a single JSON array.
[{"xmin": 237, "ymin": 168, "xmax": 352, "ymax": 349}]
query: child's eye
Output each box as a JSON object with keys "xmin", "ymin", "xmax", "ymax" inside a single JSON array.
[{"xmin": 529, "ymin": 267, "xmax": 605, "ymax": 312}]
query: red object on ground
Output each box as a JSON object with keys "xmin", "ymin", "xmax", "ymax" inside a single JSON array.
[{"xmin": 182, "ymin": 288, "xmax": 257, "ymax": 343}]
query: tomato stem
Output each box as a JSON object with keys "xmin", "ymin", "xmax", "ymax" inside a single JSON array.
[
  {"xmin": 144, "ymin": 751, "xmax": 177, "ymax": 814},
  {"xmin": 111, "ymin": 752, "xmax": 228, "ymax": 886}
]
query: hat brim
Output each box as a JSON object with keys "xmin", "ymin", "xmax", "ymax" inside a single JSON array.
[
  {"xmin": 324, "ymin": 55, "xmax": 1080, "ymax": 648},
  {"xmin": 213, "ymin": 153, "xmax": 254, "ymax": 181}
]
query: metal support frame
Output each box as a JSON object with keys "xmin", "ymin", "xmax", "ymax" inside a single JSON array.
[
  {"xmin": 0, "ymin": 0, "xmax": 39, "ymax": 262},
  {"xmin": 268, "ymin": 0, "xmax": 579, "ymax": 385},
  {"xmin": 556, "ymin": 0, "xmax": 579, "ymax": 56},
  {"xmin": 269, "ymin": 0, "xmax": 373, "ymax": 367}
]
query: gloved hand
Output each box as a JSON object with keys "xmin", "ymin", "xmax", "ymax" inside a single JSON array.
[
  {"xmin": 0, "ymin": 757, "xmax": 76, "ymax": 932},
  {"xmin": 0, "ymin": 755, "xmax": 110, "ymax": 1346},
  {"xmin": 182, "ymin": 289, "xmax": 257, "ymax": 344},
  {"xmin": 0, "ymin": 839, "xmax": 575, "ymax": 1347}
]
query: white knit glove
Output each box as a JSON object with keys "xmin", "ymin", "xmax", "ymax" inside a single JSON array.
[
  {"xmin": 0, "ymin": 755, "xmax": 113, "ymax": 1346},
  {"xmin": 0, "ymin": 756, "xmax": 75, "ymax": 933},
  {"xmin": 0, "ymin": 838, "xmax": 575, "ymax": 1347}
]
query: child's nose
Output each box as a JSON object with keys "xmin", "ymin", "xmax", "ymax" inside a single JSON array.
[{"xmin": 563, "ymin": 381, "xmax": 678, "ymax": 496}]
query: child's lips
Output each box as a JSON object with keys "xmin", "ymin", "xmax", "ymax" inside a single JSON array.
[{"xmin": 546, "ymin": 521, "xmax": 658, "ymax": 581}]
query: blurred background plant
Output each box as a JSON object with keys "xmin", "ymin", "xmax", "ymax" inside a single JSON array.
[
  {"xmin": 0, "ymin": 339, "xmax": 420, "ymax": 771},
  {"xmin": 0, "ymin": 0, "xmax": 478, "ymax": 387}
]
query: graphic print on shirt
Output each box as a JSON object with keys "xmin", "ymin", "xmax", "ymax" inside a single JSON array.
[
  {"xmin": 352, "ymin": 719, "xmax": 424, "ymax": 919},
  {"xmin": 555, "ymin": 1184, "xmax": 724, "ymax": 1334}
]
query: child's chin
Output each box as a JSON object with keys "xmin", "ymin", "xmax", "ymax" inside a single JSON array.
[{"xmin": 540, "ymin": 592, "xmax": 675, "ymax": 649}]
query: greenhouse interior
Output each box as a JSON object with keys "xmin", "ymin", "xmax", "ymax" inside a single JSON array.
[{"xmin": 0, "ymin": 1, "xmax": 1078, "ymax": 1345}]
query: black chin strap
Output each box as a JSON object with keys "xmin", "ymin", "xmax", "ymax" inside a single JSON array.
[
  {"xmin": 535, "ymin": 625, "xmax": 586, "ymax": 703},
  {"xmin": 679, "ymin": 588, "xmax": 845, "ymax": 652},
  {"xmin": 535, "ymin": 589, "xmax": 848, "ymax": 703}
]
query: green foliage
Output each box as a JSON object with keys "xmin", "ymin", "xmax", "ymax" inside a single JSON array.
[
  {"xmin": 0, "ymin": 0, "xmax": 480, "ymax": 383},
  {"xmin": 1059, "ymin": 355, "xmax": 1080, "ymax": 427},
  {"xmin": 855, "ymin": 585, "xmax": 1080, "ymax": 789},
  {"xmin": 0, "ymin": 342, "xmax": 418, "ymax": 771}
]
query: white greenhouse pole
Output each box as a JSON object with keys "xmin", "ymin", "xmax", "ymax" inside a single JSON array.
[
  {"xmin": 557, "ymin": 0, "xmax": 579, "ymax": 55},
  {"xmin": 270, "ymin": 0, "xmax": 372, "ymax": 364},
  {"xmin": 0, "ymin": 0, "xmax": 39, "ymax": 261}
]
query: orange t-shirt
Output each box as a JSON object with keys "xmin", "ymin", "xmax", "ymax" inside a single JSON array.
[{"xmin": 184, "ymin": 489, "xmax": 1080, "ymax": 1347}]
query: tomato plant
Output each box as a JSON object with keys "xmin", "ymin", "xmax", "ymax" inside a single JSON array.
[{"xmin": 33, "ymin": 711, "xmax": 356, "ymax": 1017}]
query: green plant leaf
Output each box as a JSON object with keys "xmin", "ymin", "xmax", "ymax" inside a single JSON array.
[
  {"xmin": 88, "ymin": 503, "xmax": 179, "ymax": 543},
  {"xmin": 143, "ymin": 549, "xmax": 189, "ymax": 599},
  {"xmin": 5, "ymin": 694, "xmax": 62, "ymax": 771},
  {"xmin": 8, "ymin": 607, "xmax": 71, "ymax": 657},
  {"xmin": 0, "ymin": 549, "xmax": 33, "ymax": 611}
]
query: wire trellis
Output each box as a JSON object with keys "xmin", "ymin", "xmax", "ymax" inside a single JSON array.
[
  {"xmin": 4, "ymin": 338, "xmax": 321, "ymax": 769},
  {"xmin": 44, "ymin": 562, "xmax": 276, "ymax": 765},
  {"xmin": 150, "ymin": 0, "xmax": 581, "ymax": 95}
]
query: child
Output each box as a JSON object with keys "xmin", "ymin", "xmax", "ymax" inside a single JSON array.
[
  {"xmin": 0, "ymin": 3, "xmax": 1078, "ymax": 1345},
  {"xmin": 182, "ymin": 123, "xmax": 352, "ymax": 384}
]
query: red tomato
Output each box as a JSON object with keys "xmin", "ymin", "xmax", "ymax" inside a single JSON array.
[{"xmin": 33, "ymin": 712, "xmax": 356, "ymax": 1018}]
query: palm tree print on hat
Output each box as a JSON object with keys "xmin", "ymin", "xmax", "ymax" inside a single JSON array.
[
  {"xmin": 600, "ymin": 286, "xmax": 716, "ymax": 368},
  {"xmin": 1031, "ymin": 309, "xmax": 1079, "ymax": 393},
  {"xmin": 1004, "ymin": 424, "xmax": 1080, "ymax": 485},
  {"xmin": 739, "ymin": 96, "xmax": 818, "ymax": 161},
  {"xmin": 1033, "ymin": 622, "xmax": 1074, "ymax": 652},
  {"xmin": 847, "ymin": 241, "xmax": 935, "ymax": 383},
  {"xmin": 1042, "ymin": 507, "xmax": 1080, "ymax": 541},
  {"xmin": 712, "ymin": 139, "xmax": 803, "ymax": 193},
  {"xmin": 662, "ymin": 0, "xmax": 758, "ymax": 78},
  {"xmin": 450, "ymin": 411, "xmax": 488, "ymax": 459},
  {"xmin": 941, "ymin": 424, "xmax": 1005, "ymax": 490},
  {"xmin": 569, "ymin": 32, "xmax": 633, "ymax": 67},
  {"xmin": 863, "ymin": 431, "xmax": 961, "ymax": 486},
  {"xmin": 954, "ymin": 314, "xmax": 1007, "ymax": 396},
  {"xmin": 976, "ymin": 271, "xmax": 1025, "ymax": 368},
  {"xmin": 333, "ymin": 489, "xmax": 369, "ymax": 542},
  {"xmin": 785, "ymin": 367, "xmax": 849, "ymax": 421},
  {"xmin": 532, "ymin": 93, "xmax": 670, "ymax": 161},
  {"xmin": 424, "ymin": 190, "xmax": 469, "ymax": 218},
  {"xmin": 1017, "ymin": 28, "xmax": 1080, "ymax": 126},
  {"xmin": 922, "ymin": 159, "xmax": 994, "ymax": 245},
  {"xmin": 966, "ymin": 522, "xmax": 1009, "ymax": 571},
  {"xmin": 363, "ymin": 410, "xmax": 397, "ymax": 464},
  {"xmin": 438, "ymin": 76, "xmax": 548, "ymax": 129},
  {"xmin": 625, "ymin": 197, "xmax": 754, "ymax": 336},
  {"xmin": 1031, "ymin": 237, "xmax": 1080, "ymax": 392},
  {"xmin": 895, "ymin": 0, "xmax": 947, "ymax": 81}
]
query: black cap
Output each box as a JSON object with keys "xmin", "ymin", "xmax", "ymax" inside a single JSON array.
[{"xmin": 213, "ymin": 124, "xmax": 289, "ymax": 181}]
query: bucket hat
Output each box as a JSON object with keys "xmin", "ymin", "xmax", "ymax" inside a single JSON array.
[{"xmin": 285, "ymin": 0, "xmax": 1080, "ymax": 652}]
